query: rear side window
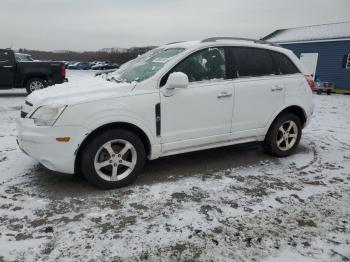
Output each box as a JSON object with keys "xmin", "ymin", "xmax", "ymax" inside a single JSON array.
[
  {"xmin": 231, "ymin": 48, "xmax": 275, "ymax": 77},
  {"xmin": 15, "ymin": 54, "xmax": 33, "ymax": 62},
  {"xmin": 270, "ymin": 51, "xmax": 300, "ymax": 75},
  {"xmin": 0, "ymin": 50, "xmax": 10, "ymax": 63}
]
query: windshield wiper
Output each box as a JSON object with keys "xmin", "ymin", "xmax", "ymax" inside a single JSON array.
[{"xmin": 109, "ymin": 76, "xmax": 125, "ymax": 83}]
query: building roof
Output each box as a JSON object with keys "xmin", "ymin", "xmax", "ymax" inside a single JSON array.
[{"xmin": 262, "ymin": 21, "xmax": 350, "ymax": 44}]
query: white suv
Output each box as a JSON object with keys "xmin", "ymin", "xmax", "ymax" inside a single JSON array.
[{"xmin": 17, "ymin": 37, "xmax": 314, "ymax": 189}]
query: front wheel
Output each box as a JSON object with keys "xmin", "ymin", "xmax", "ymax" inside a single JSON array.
[
  {"xmin": 80, "ymin": 129, "xmax": 146, "ymax": 189},
  {"xmin": 26, "ymin": 78, "xmax": 47, "ymax": 94},
  {"xmin": 262, "ymin": 113, "xmax": 302, "ymax": 157}
]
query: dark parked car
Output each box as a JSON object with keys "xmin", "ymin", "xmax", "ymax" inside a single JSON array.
[
  {"xmin": 67, "ymin": 62, "xmax": 91, "ymax": 70},
  {"xmin": 0, "ymin": 49, "xmax": 67, "ymax": 94},
  {"xmin": 65, "ymin": 61, "xmax": 76, "ymax": 68}
]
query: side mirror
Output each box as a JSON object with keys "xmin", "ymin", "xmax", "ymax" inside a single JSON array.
[
  {"xmin": 167, "ymin": 72, "xmax": 189, "ymax": 88},
  {"xmin": 163, "ymin": 72, "xmax": 189, "ymax": 97}
]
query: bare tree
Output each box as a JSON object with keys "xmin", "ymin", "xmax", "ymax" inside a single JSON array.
[{"xmin": 17, "ymin": 46, "xmax": 156, "ymax": 64}]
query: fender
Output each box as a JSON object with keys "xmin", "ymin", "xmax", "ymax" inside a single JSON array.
[
  {"xmin": 68, "ymin": 109, "xmax": 162, "ymax": 174},
  {"xmin": 82, "ymin": 111, "xmax": 158, "ymax": 146},
  {"xmin": 264, "ymin": 103, "xmax": 308, "ymax": 134}
]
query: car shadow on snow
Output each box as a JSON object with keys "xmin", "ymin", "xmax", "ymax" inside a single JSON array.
[
  {"xmin": 139, "ymin": 142, "xmax": 277, "ymax": 184},
  {"xmin": 21, "ymin": 142, "xmax": 302, "ymax": 196},
  {"xmin": 21, "ymin": 141, "xmax": 312, "ymax": 199}
]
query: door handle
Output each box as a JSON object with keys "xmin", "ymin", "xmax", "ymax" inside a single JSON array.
[
  {"xmin": 2, "ymin": 65, "xmax": 13, "ymax": 68},
  {"xmin": 271, "ymin": 86, "xmax": 284, "ymax": 92},
  {"xmin": 217, "ymin": 92, "xmax": 232, "ymax": 99}
]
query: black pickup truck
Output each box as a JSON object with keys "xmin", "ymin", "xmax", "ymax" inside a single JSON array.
[{"xmin": 0, "ymin": 49, "xmax": 67, "ymax": 94}]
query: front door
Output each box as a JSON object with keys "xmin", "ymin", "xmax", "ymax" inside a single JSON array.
[
  {"xmin": 160, "ymin": 47, "xmax": 234, "ymax": 152},
  {"xmin": 0, "ymin": 50, "xmax": 15, "ymax": 88}
]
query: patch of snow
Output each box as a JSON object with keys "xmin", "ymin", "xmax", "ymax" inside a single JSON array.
[{"xmin": 0, "ymin": 72, "xmax": 349, "ymax": 261}]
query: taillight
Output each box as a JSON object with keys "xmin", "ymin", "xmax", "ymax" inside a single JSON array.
[
  {"xmin": 305, "ymin": 75, "xmax": 315, "ymax": 91},
  {"xmin": 60, "ymin": 64, "xmax": 66, "ymax": 78}
]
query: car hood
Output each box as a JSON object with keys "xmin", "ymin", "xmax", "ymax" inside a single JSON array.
[{"xmin": 26, "ymin": 77, "xmax": 135, "ymax": 108}]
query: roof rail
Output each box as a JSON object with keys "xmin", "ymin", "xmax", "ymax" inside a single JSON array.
[
  {"xmin": 166, "ymin": 41, "xmax": 186, "ymax": 45},
  {"xmin": 201, "ymin": 37, "xmax": 280, "ymax": 47}
]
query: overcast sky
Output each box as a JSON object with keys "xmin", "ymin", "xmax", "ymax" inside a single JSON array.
[{"xmin": 1, "ymin": 0, "xmax": 349, "ymax": 51}]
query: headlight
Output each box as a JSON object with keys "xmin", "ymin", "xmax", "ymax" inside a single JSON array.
[{"xmin": 30, "ymin": 105, "xmax": 67, "ymax": 126}]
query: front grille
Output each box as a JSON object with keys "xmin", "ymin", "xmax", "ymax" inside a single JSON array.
[{"xmin": 20, "ymin": 111, "xmax": 28, "ymax": 118}]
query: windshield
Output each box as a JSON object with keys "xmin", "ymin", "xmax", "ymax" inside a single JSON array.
[{"xmin": 108, "ymin": 47, "xmax": 185, "ymax": 83}]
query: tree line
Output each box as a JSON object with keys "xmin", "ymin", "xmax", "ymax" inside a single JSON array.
[{"xmin": 17, "ymin": 46, "xmax": 156, "ymax": 64}]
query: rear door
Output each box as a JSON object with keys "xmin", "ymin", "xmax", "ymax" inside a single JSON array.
[
  {"xmin": 229, "ymin": 47, "xmax": 285, "ymax": 137},
  {"xmin": 0, "ymin": 50, "xmax": 15, "ymax": 88}
]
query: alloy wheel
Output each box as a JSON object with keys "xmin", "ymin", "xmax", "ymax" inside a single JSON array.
[
  {"xmin": 276, "ymin": 120, "xmax": 298, "ymax": 151},
  {"xmin": 94, "ymin": 139, "xmax": 137, "ymax": 181},
  {"xmin": 29, "ymin": 81, "xmax": 45, "ymax": 92}
]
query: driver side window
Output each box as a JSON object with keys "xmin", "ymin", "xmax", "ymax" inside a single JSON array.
[{"xmin": 172, "ymin": 47, "xmax": 226, "ymax": 83}]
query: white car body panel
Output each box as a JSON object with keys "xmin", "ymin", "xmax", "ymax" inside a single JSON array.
[
  {"xmin": 17, "ymin": 118, "xmax": 89, "ymax": 173},
  {"xmin": 160, "ymin": 79, "xmax": 234, "ymax": 152},
  {"xmin": 17, "ymin": 39, "xmax": 313, "ymax": 174},
  {"xmin": 232, "ymin": 75, "xmax": 286, "ymax": 133}
]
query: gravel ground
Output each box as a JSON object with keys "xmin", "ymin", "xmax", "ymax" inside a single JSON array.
[{"xmin": 0, "ymin": 71, "xmax": 349, "ymax": 261}]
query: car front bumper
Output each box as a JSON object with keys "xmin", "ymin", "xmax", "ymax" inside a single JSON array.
[{"xmin": 17, "ymin": 118, "xmax": 89, "ymax": 174}]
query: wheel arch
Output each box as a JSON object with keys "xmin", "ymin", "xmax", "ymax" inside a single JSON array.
[
  {"xmin": 23, "ymin": 74, "xmax": 48, "ymax": 87},
  {"xmin": 269, "ymin": 105, "xmax": 307, "ymax": 130},
  {"xmin": 74, "ymin": 122, "xmax": 152, "ymax": 174}
]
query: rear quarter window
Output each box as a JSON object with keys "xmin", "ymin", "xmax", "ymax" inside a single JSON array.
[{"xmin": 270, "ymin": 51, "xmax": 300, "ymax": 75}]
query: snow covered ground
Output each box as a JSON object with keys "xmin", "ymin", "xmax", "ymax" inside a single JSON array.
[{"xmin": 0, "ymin": 71, "xmax": 349, "ymax": 261}]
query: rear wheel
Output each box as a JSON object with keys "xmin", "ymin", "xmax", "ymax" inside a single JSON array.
[
  {"xmin": 26, "ymin": 78, "xmax": 46, "ymax": 94},
  {"xmin": 262, "ymin": 113, "xmax": 302, "ymax": 157},
  {"xmin": 81, "ymin": 128, "xmax": 146, "ymax": 189}
]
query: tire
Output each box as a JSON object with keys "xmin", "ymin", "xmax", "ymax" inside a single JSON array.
[
  {"xmin": 327, "ymin": 89, "xmax": 331, "ymax": 95},
  {"xmin": 80, "ymin": 128, "xmax": 146, "ymax": 189},
  {"xmin": 26, "ymin": 78, "xmax": 47, "ymax": 94},
  {"xmin": 262, "ymin": 113, "xmax": 302, "ymax": 157}
]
